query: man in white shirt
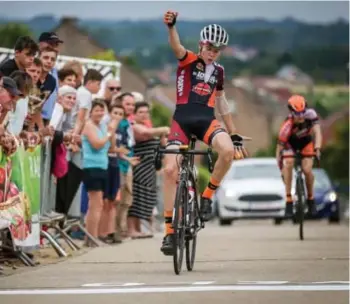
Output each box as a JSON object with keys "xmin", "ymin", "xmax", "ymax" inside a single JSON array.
[{"xmin": 71, "ymin": 69, "xmax": 103, "ymax": 136}]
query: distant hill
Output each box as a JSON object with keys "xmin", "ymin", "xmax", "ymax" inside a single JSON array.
[{"xmin": 0, "ymin": 15, "xmax": 348, "ymax": 53}]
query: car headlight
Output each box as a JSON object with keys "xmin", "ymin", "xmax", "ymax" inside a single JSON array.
[
  {"xmin": 324, "ymin": 191, "xmax": 337, "ymax": 203},
  {"xmin": 225, "ymin": 189, "xmax": 236, "ymax": 197}
]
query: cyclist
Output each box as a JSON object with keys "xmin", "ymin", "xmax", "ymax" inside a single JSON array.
[
  {"xmin": 161, "ymin": 11, "xmax": 247, "ymax": 255},
  {"xmin": 276, "ymin": 95, "xmax": 322, "ymax": 217}
]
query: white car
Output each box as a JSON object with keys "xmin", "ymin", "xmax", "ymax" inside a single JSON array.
[{"xmin": 215, "ymin": 157, "xmax": 285, "ymax": 226}]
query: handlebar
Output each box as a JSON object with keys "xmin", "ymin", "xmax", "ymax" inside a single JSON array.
[{"xmin": 155, "ymin": 145, "xmax": 214, "ymax": 173}]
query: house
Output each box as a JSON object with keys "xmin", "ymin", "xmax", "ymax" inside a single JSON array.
[{"xmin": 52, "ymin": 17, "xmax": 148, "ymax": 95}]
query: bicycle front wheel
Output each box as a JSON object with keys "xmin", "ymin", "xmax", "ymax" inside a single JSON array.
[
  {"xmin": 186, "ymin": 178, "xmax": 199, "ymax": 271},
  {"xmin": 296, "ymin": 176, "xmax": 305, "ymax": 240},
  {"xmin": 173, "ymin": 180, "xmax": 187, "ymax": 275}
]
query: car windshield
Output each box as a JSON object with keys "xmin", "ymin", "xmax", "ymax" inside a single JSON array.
[
  {"xmin": 229, "ymin": 163, "xmax": 281, "ymax": 180},
  {"xmin": 313, "ymin": 169, "xmax": 332, "ymax": 190}
]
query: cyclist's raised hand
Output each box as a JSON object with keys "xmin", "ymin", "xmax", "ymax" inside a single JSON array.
[
  {"xmin": 231, "ymin": 133, "xmax": 249, "ymax": 159},
  {"xmin": 164, "ymin": 11, "xmax": 178, "ymax": 27}
]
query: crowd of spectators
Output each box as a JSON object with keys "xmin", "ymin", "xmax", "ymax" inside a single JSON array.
[{"xmin": 0, "ymin": 32, "xmax": 169, "ymax": 248}]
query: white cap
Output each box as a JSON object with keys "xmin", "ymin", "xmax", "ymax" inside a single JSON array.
[
  {"xmin": 132, "ymin": 91, "xmax": 144, "ymax": 103},
  {"xmin": 59, "ymin": 85, "xmax": 77, "ymax": 96}
]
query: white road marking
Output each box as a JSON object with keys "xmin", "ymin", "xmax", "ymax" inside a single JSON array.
[
  {"xmin": 82, "ymin": 283, "xmax": 145, "ymax": 287},
  {"xmin": 312, "ymin": 281, "xmax": 350, "ymax": 284},
  {"xmin": 0, "ymin": 284, "xmax": 348, "ymax": 295},
  {"xmin": 238, "ymin": 281, "xmax": 289, "ymax": 285},
  {"xmin": 192, "ymin": 281, "xmax": 215, "ymax": 285}
]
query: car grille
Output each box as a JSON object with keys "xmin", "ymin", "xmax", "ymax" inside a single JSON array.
[{"xmin": 238, "ymin": 194, "xmax": 283, "ymax": 202}]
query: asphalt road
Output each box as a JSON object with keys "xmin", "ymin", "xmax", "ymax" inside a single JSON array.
[{"xmin": 0, "ymin": 220, "xmax": 348, "ymax": 304}]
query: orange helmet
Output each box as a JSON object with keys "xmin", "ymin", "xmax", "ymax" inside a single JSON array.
[{"xmin": 288, "ymin": 95, "xmax": 306, "ymax": 113}]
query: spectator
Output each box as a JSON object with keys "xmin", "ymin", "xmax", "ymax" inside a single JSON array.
[
  {"xmin": 72, "ymin": 69, "xmax": 103, "ymax": 136},
  {"xmin": 50, "ymin": 85, "xmax": 77, "ymax": 131},
  {"xmin": 62, "ymin": 61, "xmax": 83, "ymax": 89},
  {"xmin": 128, "ymin": 102, "xmax": 169, "ymax": 238},
  {"xmin": 33, "ymin": 47, "xmax": 58, "ymax": 129},
  {"xmin": 38, "ymin": 32, "xmax": 64, "ymax": 123},
  {"xmin": 58, "ymin": 68, "xmax": 78, "ymax": 88},
  {"xmin": 26, "ymin": 58, "xmax": 42, "ymax": 85},
  {"xmin": 49, "ymin": 86, "xmax": 79, "ymax": 218},
  {"xmin": 104, "ymin": 79, "xmax": 122, "ymax": 106},
  {"xmin": 112, "ymin": 93, "xmax": 137, "ymax": 239},
  {"xmin": 0, "ymin": 77, "xmax": 22, "ymax": 122},
  {"xmin": 131, "ymin": 91, "xmax": 144, "ymax": 103},
  {"xmin": 102, "ymin": 79, "xmax": 122, "ymax": 123},
  {"xmin": 25, "ymin": 58, "xmax": 43, "ymax": 130},
  {"xmin": 81, "ymin": 99, "xmax": 118, "ymax": 245},
  {"xmin": 54, "ymin": 67, "xmax": 100, "ymax": 232},
  {"xmin": 7, "ymin": 71, "xmax": 33, "ymax": 135},
  {"xmin": 0, "ymin": 36, "xmax": 38, "ymax": 76},
  {"xmin": 129, "ymin": 92, "xmax": 153, "ymax": 128},
  {"xmin": 99, "ymin": 103, "xmax": 125, "ymax": 243},
  {"xmin": 38, "ymin": 32, "xmax": 63, "ymax": 53}
]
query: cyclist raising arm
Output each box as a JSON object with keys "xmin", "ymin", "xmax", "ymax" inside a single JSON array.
[
  {"xmin": 161, "ymin": 11, "xmax": 247, "ymax": 255},
  {"xmin": 276, "ymin": 95, "xmax": 322, "ymax": 217}
]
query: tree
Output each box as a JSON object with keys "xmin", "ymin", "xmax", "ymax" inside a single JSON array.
[
  {"xmin": 0, "ymin": 23, "xmax": 33, "ymax": 48},
  {"xmin": 90, "ymin": 49, "xmax": 122, "ymax": 76},
  {"xmin": 150, "ymin": 102, "xmax": 172, "ymax": 127},
  {"xmin": 321, "ymin": 118, "xmax": 349, "ymax": 191},
  {"xmin": 90, "ymin": 49, "xmax": 117, "ymax": 61}
]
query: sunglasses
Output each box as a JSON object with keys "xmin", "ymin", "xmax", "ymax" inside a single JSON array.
[
  {"xmin": 291, "ymin": 111, "xmax": 306, "ymax": 118},
  {"xmin": 108, "ymin": 86, "xmax": 122, "ymax": 92}
]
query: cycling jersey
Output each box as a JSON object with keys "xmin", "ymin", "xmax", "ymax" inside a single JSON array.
[
  {"xmin": 168, "ymin": 50, "xmax": 226, "ymax": 146},
  {"xmin": 278, "ymin": 108, "xmax": 319, "ymax": 156},
  {"xmin": 176, "ymin": 50, "xmax": 224, "ymax": 107}
]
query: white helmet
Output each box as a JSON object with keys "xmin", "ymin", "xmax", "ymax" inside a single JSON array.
[{"xmin": 200, "ymin": 24, "xmax": 229, "ymax": 47}]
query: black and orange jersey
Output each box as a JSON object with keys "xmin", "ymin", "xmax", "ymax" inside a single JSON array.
[
  {"xmin": 278, "ymin": 108, "xmax": 319, "ymax": 145},
  {"xmin": 176, "ymin": 50, "xmax": 225, "ymax": 107}
]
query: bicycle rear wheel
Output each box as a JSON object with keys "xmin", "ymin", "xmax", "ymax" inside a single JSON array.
[
  {"xmin": 185, "ymin": 178, "xmax": 199, "ymax": 271},
  {"xmin": 296, "ymin": 176, "xmax": 305, "ymax": 240},
  {"xmin": 173, "ymin": 180, "xmax": 187, "ymax": 275}
]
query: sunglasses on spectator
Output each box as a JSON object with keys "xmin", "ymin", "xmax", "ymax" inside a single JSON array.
[{"xmin": 108, "ymin": 86, "xmax": 122, "ymax": 92}]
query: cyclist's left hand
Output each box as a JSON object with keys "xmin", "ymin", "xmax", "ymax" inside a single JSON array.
[{"xmin": 231, "ymin": 133, "xmax": 248, "ymax": 159}]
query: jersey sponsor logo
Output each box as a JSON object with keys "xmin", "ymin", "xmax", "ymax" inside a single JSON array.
[
  {"xmin": 192, "ymin": 83, "xmax": 212, "ymax": 96},
  {"xmin": 177, "ymin": 70, "xmax": 185, "ymax": 97},
  {"xmin": 293, "ymin": 126, "xmax": 309, "ymax": 138},
  {"xmin": 196, "ymin": 62, "xmax": 204, "ymax": 71},
  {"xmin": 193, "ymin": 71, "xmax": 217, "ymax": 84}
]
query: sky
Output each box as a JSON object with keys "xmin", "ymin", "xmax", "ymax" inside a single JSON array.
[{"xmin": 0, "ymin": 1, "xmax": 348, "ymax": 23}]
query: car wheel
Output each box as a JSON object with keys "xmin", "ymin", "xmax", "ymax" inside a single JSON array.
[
  {"xmin": 274, "ymin": 218, "xmax": 283, "ymax": 225},
  {"xmin": 329, "ymin": 205, "xmax": 340, "ymax": 224},
  {"xmin": 328, "ymin": 214, "xmax": 340, "ymax": 223},
  {"xmin": 219, "ymin": 219, "xmax": 232, "ymax": 226}
]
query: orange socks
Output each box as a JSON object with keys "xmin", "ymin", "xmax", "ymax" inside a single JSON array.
[
  {"xmin": 164, "ymin": 210, "xmax": 174, "ymax": 235},
  {"xmin": 202, "ymin": 177, "xmax": 220, "ymax": 199},
  {"xmin": 286, "ymin": 194, "xmax": 293, "ymax": 204}
]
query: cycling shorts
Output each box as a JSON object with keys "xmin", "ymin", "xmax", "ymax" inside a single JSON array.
[
  {"xmin": 282, "ymin": 136, "xmax": 315, "ymax": 158},
  {"xmin": 167, "ymin": 104, "xmax": 226, "ymax": 146}
]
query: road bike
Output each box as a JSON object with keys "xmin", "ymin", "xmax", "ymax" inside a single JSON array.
[{"xmin": 156, "ymin": 135, "xmax": 213, "ymax": 275}]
